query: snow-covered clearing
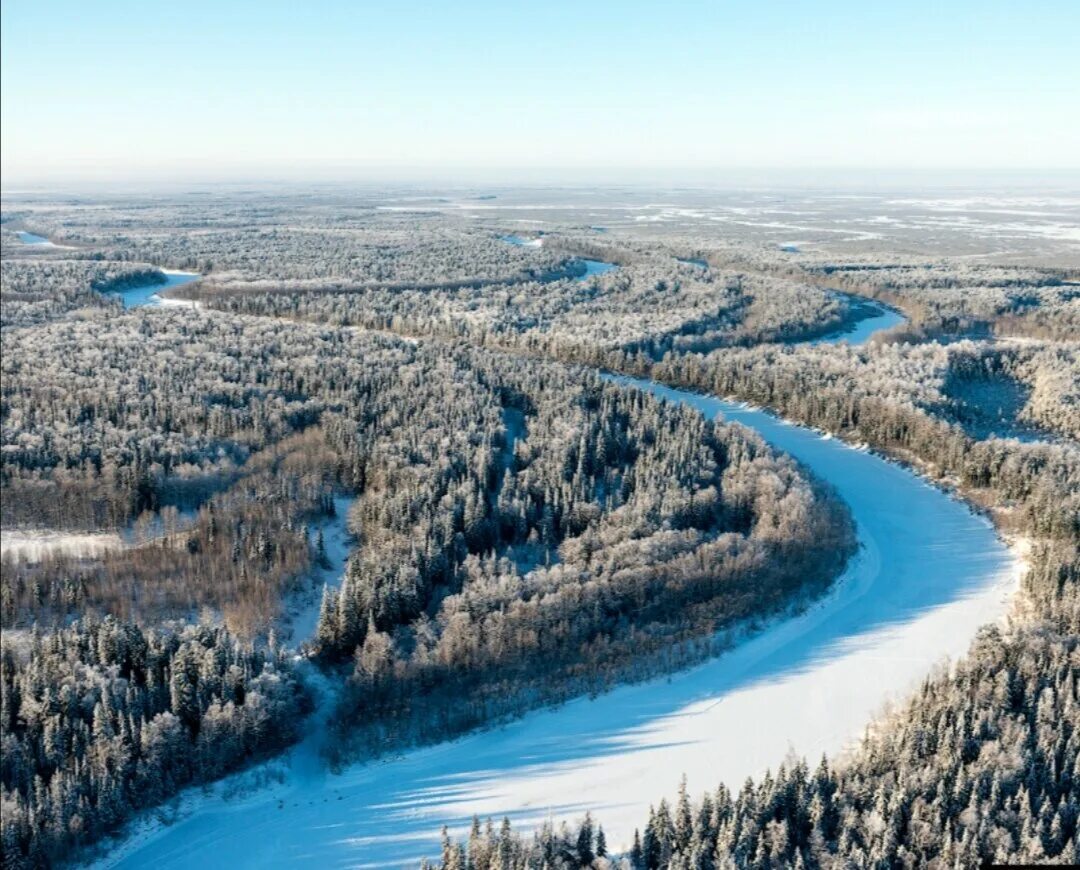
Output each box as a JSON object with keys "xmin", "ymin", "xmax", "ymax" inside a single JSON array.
[
  {"xmin": 156, "ymin": 295, "xmax": 204, "ymax": 310},
  {"xmin": 1, "ymin": 529, "xmax": 122, "ymax": 562},
  {"xmin": 98, "ymin": 374, "xmax": 1019, "ymax": 869}
]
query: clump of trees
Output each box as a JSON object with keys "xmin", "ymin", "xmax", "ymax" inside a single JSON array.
[
  {"xmin": 0, "ymin": 618, "xmax": 309, "ymax": 868},
  {"xmin": 189, "ymin": 248, "xmax": 852, "ymax": 361},
  {"xmin": 430, "ymin": 814, "xmax": 615, "ymax": 870},
  {"xmin": 317, "ymin": 359, "xmax": 854, "ymax": 758},
  {"xmin": 713, "ymin": 246, "xmax": 1078, "ymax": 341},
  {"xmin": 810, "ymin": 260, "xmax": 1077, "ymax": 340},
  {"xmin": 941, "ymin": 342, "xmax": 1080, "ymax": 442},
  {"xmin": 11, "ymin": 217, "xmax": 571, "ymax": 289},
  {"xmin": 636, "ymin": 345, "xmax": 1079, "ymax": 538},
  {"xmin": 1, "ymin": 310, "xmax": 345, "ymax": 529}
]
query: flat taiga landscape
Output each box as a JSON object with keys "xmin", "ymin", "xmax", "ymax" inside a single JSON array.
[{"xmin": 1, "ymin": 2, "xmax": 1078, "ymax": 869}]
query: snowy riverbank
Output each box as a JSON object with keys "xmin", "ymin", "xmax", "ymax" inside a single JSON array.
[{"xmin": 95, "ymin": 374, "xmax": 1020, "ymax": 869}]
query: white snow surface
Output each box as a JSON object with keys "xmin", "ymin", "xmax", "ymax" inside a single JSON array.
[
  {"xmin": 156, "ymin": 295, "xmax": 204, "ymax": 310},
  {"xmin": 98, "ymin": 378, "xmax": 1019, "ymax": 869},
  {"xmin": 1, "ymin": 529, "xmax": 122, "ymax": 562}
]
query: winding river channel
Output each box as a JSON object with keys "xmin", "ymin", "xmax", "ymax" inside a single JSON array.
[
  {"xmin": 14, "ymin": 230, "xmax": 200, "ymax": 308},
  {"xmin": 114, "ymin": 270, "xmax": 201, "ymax": 308},
  {"xmin": 811, "ymin": 293, "xmax": 906, "ymax": 344},
  {"xmin": 101, "ymin": 305, "xmax": 1018, "ymax": 869}
]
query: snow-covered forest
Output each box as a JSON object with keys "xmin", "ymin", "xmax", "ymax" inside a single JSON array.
[{"xmin": 1, "ymin": 190, "xmax": 1077, "ymax": 868}]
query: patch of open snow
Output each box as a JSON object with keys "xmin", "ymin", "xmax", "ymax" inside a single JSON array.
[
  {"xmin": 97, "ymin": 378, "xmax": 1019, "ymax": 869},
  {"xmin": 156, "ymin": 296, "xmax": 204, "ymax": 310},
  {"xmin": 3, "ymin": 508, "xmax": 200, "ymax": 565},
  {"xmin": 1, "ymin": 529, "xmax": 122, "ymax": 563},
  {"xmin": 498, "ymin": 234, "xmax": 543, "ymax": 247}
]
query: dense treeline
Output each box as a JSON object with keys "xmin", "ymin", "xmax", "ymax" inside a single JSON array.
[
  {"xmin": 170, "ymin": 229, "xmax": 1076, "ymax": 445},
  {"xmin": 4, "ymin": 194, "xmax": 1077, "ymax": 867},
  {"xmin": 6, "ymin": 218, "xmax": 570, "ymax": 288},
  {"xmin": 192, "ymin": 259, "xmax": 850, "ymax": 359},
  {"xmin": 426, "ymin": 282, "xmax": 1080, "ymax": 869},
  {"xmin": 638, "ymin": 347, "xmax": 1080, "ymax": 537},
  {"xmin": 419, "ymin": 293, "xmax": 1080, "ymax": 869},
  {"xmin": 711, "ymin": 247, "xmax": 1078, "ymax": 341},
  {"xmin": 204, "ymin": 282, "xmax": 1076, "ymax": 447},
  {"xmin": 1, "ymin": 311, "xmax": 348, "ymax": 529},
  {"xmin": 6, "ymin": 197, "xmax": 1075, "ymax": 340},
  {"xmin": 0, "ymin": 619, "xmax": 308, "ymax": 868},
  {"xmin": 942, "ymin": 342, "xmax": 1080, "ymax": 442},
  {"xmin": 809, "ymin": 260, "xmax": 1078, "ymax": 340}
]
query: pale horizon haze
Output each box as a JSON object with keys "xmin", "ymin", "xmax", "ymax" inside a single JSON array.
[{"xmin": 3, "ymin": 0, "xmax": 1079, "ymax": 185}]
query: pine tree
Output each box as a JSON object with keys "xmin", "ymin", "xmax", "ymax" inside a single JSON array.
[
  {"xmin": 315, "ymin": 585, "xmax": 338, "ymax": 651},
  {"xmin": 675, "ymin": 775, "xmax": 693, "ymax": 855},
  {"xmin": 630, "ymin": 828, "xmax": 645, "ymax": 870},
  {"xmin": 577, "ymin": 812, "xmax": 595, "ymax": 866},
  {"xmin": 316, "ymin": 527, "xmax": 331, "ymax": 568}
]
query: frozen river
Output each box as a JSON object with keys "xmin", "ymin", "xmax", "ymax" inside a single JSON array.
[
  {"xmin": 810, "ymin": 293, "xmax": 907, "ymax": 345},
  {"xmin": 113, "ymin": 270, "xmax": 201, "ymax": 308},
  {"xmin": 14, "ymin": 229, "xmax": 199, "ymax": 306},
  {"xmin": 101, "ymin": 373, "xmax": 1018, "ymax": 868},
  {"xmin": 499, "ymin": 232, "xmax": 616, "ymax": 281}
]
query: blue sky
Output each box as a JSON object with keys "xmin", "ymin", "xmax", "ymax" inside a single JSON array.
[{"xmin": 2, "ymin": 0, "xmax": 1078, "ymax": 182}]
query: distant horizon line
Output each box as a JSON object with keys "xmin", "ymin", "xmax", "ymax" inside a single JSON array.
[{"xmin": 4, "ymin": 165, "xmax": 1080, "ymax": 195}]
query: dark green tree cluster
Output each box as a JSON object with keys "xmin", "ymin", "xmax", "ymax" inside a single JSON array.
[{"xmin": 0, "ymin": 618, "xmax": 308, "ymax": 868}]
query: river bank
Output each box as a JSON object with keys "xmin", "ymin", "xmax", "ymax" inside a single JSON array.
[{"xmin": 96, "ymin": 368, "xmax": 1019, "ymax": 868}]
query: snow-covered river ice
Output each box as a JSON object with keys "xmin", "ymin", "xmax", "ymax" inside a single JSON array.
[
  {"xmin": 101, "ymin": 379, "xmax": 1018, "ymax": 868},
  {"xmin": 499, "ymin": 232, "xmax": 616, "ymax": 281},
  {"xmin": 810, "ymin": 293, "xmax": 906, "ymax": 345},
  {"xmin": 16, "ymin": 230, "xmax": 58, "ymax": 246},
  {"xmin": 114, "ymin": 270, "xmax": 201, "ymax": 308}
]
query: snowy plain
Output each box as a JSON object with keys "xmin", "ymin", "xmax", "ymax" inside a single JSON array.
[{"xmin": 97, "ymin": 373, "xmax": 1020, "ymax": 869}]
